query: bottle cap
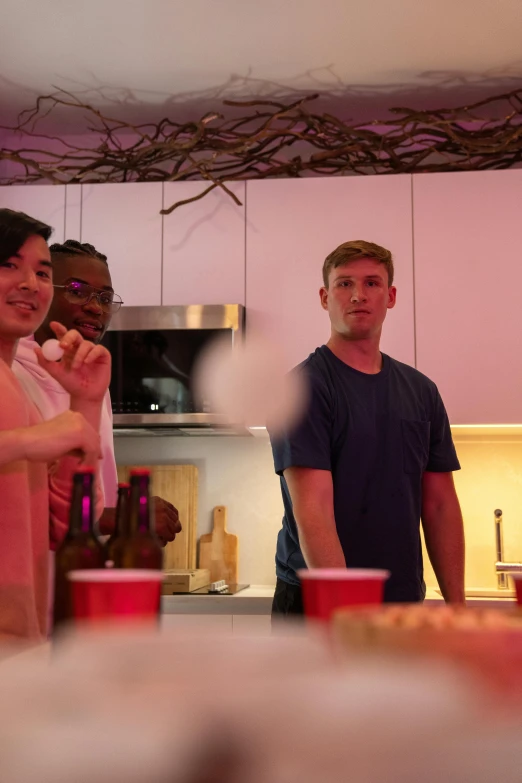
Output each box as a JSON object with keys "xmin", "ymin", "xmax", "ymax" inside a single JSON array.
[
  {"xmin": 73, "ymin": 467, "xmax": 96, "ymax": 476},
  {"xmin": 130, "ymin": 468, "xmax": 151, "ymax": 477}
]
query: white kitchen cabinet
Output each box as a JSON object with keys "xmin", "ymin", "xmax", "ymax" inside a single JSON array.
[
  {"xmin": 64, "ymin": 185, "xmax": 82, "ymax": 241},
  {"xmin": 160, "ymin": 613, "xmax": 272, "ymax": 636},
  {"xmin": 81, "ymin": 183, "xmax": 163, "ymax": 306},
  {"xmin": 0, "ymin": 184, "xmax": 66, "ymax": 243},
  {"xmin": 413, "ymin": 171, "xmax": 522, "ymax": 424},
  {"xmin": 245, "ymin": 176, "xmax": 415, "ymax": 372},
  {"xmin": 162, "ymin": 182, "xmax": 246, "ymax": 305}
]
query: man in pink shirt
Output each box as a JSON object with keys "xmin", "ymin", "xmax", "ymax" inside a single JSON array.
[
  {"xmin": 14, "ymin": 239, "xmax": 181, "ymax": 545},
  {"xmin": 0, "ymin": 208, "xmax": 109, "ymax": 640}
]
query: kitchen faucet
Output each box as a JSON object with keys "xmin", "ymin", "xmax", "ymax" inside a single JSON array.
[
  {"xmin": 494, "ymin": 509, "xmax": 508, "ymax": 589},
  {"xmin": 494, "ymin": 509, "xmax": 522, "ymax": 587}
]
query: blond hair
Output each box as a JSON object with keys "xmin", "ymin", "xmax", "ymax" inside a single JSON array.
[{"xmin": 322, "ymin": 240, "xmax": 394, "ymax": 287}]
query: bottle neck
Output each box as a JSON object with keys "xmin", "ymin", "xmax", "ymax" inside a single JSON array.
[
  {"xmin": 129, "ymin": 475, "xmax": 151, "ymax": 534},
  {"xmin": 69, "ymin": 473, "xmax": 95, "ymax": 536},
  {"xmin": 115, "ymin": 487, "xmax": 130, "ymax": 537}
]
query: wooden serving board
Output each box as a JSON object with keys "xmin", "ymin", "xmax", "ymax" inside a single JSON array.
[
  {"xmin": 162, "ymin": 569, "xmax": 210, "ymax": 594},
  {"xmin": 198, "ymin": 505, "xmax": 238, "ymax": 584},
  {"xmin": 116, "ymin": 464, "xmax": 198, "ymax": 570}
]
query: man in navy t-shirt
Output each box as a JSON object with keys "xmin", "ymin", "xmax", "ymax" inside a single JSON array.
[{"xmin": 270, "ymin": 240, "xmax": 464, "ymax": 615}]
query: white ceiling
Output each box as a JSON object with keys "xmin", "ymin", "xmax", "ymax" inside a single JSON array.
[{"xmin": 1, "ymin": 0, "xmax": 522, "ymax": 129}]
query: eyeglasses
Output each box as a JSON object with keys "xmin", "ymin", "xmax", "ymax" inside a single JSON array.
[{"xmin": 53, "ymin": 282, "xmax": 124, "ymax": 314}]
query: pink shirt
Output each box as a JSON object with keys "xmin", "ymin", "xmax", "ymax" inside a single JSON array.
[
  {"xmin": 13, "ymin": 337, "xmax": 114, "ymax": 635},
  {"xmin": 13, "ymin": 336, "xmax": 118, "ymax": 508},
  {"xmin": 0, "ymin": 358, "xmax": 77, "ymax": 640}
]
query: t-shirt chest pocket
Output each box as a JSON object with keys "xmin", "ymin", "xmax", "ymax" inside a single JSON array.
[{"xmin": 401, "ymin": 420, "xmax": 431, "ymax": 474}]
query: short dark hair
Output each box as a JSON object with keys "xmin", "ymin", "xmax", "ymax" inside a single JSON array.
[
  {"xmin": 0, "ymin": 208, "xmax": 53, "ymax": 264},
  {"xmin": 322, "ymin": 240, "xmax": 394, "ymax": 287},
  {"xmin": 50, "ymin": 239, "xmax": 108, "ymax": 266}
]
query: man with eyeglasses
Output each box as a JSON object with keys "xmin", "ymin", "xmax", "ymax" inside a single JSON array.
[{"xmin": 13, "ymin": 239, "xmax": 181, "ymax": 545}]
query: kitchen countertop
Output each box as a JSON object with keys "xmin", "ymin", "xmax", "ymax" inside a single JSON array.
[
  {"xmin": 162, "ymin": 585, "xmax": 519, "ymax": 615},
  {"xmin": 425, "ymin": 587, "xmax": 518, "ymax": 610},
  {"xmin": 162, "ymin": 585, "xmax": 275, "ymax": 615}
]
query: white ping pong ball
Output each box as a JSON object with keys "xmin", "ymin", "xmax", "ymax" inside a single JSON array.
[{"xmin": 41, "ymin": 338, "xmax": 64, "ymax": 362}]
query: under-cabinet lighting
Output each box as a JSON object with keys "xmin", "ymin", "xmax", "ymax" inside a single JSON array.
[
  {"xmin": 451, "ymin": 424, "xmax": 522, "ymax": 429},
  {"xmin": 247, "ymin": 424, "xmax": 522, "ymax": 431}
]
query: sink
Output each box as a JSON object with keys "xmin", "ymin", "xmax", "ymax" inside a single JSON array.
[{"xmin": 435, "ymin": 588, "xmax": 516, "ymax": 599}]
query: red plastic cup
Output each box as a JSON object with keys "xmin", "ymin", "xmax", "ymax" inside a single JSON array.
[
  {"xmin": 297, "ymin": 568, "xmax": 390, "ymax": 622},
  {"xmin": 68, "ymin": 569, "xmax": 163, "ymax": 625}
]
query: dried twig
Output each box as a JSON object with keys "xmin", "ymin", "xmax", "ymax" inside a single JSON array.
[{"xmin": 1, "ymin": 89, "xmax": 522, "ymax": 214}]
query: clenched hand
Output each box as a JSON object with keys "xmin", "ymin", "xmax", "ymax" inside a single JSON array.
[{"xmin": 152, "ymin": 496, "xmax": 182, "ymax": 546}]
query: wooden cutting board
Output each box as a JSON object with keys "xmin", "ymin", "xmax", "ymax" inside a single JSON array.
[
  {"xmin": 116, "ymin": 464, "xmax": 198, "ymax": 570},
  {"xmin": 198, "ymin": 506, "xmax": 238, "ymax": 584}
]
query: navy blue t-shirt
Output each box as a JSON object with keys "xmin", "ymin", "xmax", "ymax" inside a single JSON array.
[{"xmin": 269, "ymin": 346, "xmax": 460, "ymax": 603}]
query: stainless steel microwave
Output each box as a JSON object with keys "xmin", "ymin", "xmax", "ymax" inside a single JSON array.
[{"xmin": 104, "ymin": 305, "xmax": 245, "ymax": 435}]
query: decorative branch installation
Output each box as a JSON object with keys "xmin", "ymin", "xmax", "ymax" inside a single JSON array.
[{"xmin": 1, "ymin": 88, "xmax": 522, "ymax": 214}]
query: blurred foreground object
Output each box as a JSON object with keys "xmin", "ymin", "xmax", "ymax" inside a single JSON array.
[
  {"xmin": 333, "ymin": 603, "xmax": 522, "ymax": 701},
  {"xmin": 194, "ymin": 332, "xmax": 307, "ymax": 433},
  {"xmin": 68, "ymin": 569, "xmax": 163, "ymax": 627},
  {"xmin": 1, "ymin": 625, "xmax": 522, "ymax": 782}
]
